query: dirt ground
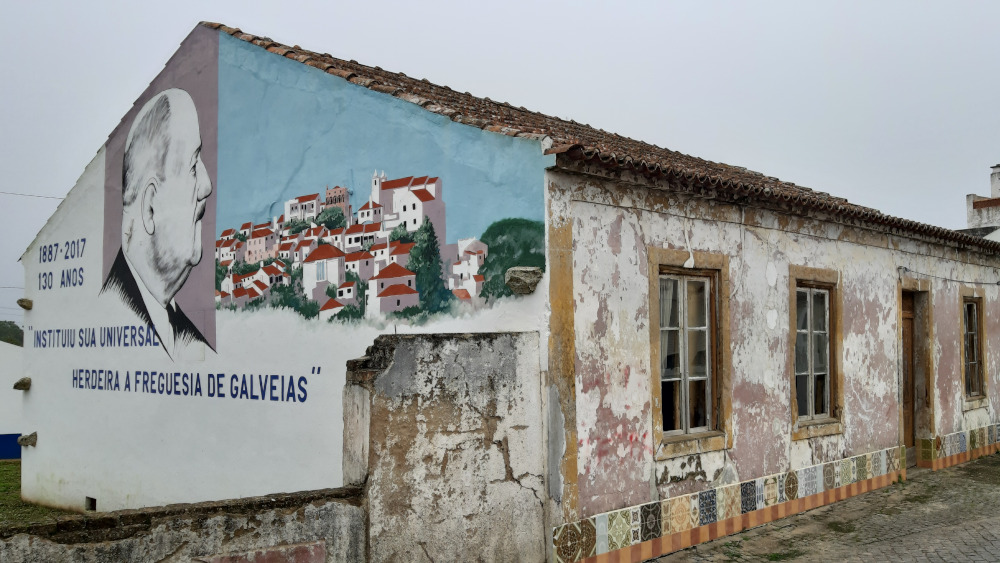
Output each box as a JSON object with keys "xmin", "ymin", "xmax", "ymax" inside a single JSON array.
[{"xmin": 656, "ymin": 453, "xmax": 1000, "ymax": 562}]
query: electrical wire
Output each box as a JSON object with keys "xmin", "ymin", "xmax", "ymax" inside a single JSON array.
[
  {"xmin": 897, "ymin": 266, "xmax": 1000, "ymax": 286},
  {"xmin": 0, "ymin": 190, "xmax": 63, "ymax": 200}
]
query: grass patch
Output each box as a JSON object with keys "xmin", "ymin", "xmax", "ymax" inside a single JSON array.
[
  {"xmin": 0, "ymin": 461, "xmax": 73, "ymax": 529},
  {"xmin": 722, "ymin": 540, "xmax": 742, "ymax": 558},
  {"xmin": 826, "ymin": 520, "xmax": 855, "ymax": 533},
  {"xmin": 766, "ymin": 548, "xmax": 805, "ymax": 561}
]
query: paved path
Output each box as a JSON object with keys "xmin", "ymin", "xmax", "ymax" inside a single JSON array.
[{"xmin": 656, "ymin": 453, "xmax": 1000, "ymax": 562}]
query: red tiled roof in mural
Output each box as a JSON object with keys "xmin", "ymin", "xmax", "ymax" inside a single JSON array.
[
  {"xmin": 411, "ymin": 189, "xmax": 434, "ymax": 202},
  {"xmin": 345, "ymin": 250, "xmax": 373, "ymax": 262},
  {"xmin": 296, "ymin": 193, "xmax": 320, "ymax": 203},
  {"xmin": 359, "ymin": 201, "xmax": 382, "ymax": 211},
  {"xmin": 377, "ymin": 284, "xmax": 418, "ymax": 298},
  {"xmin": 220, "ymin": 228, "xmax": 235, "ymax": 238},
  {"xmin": 340, "ymin": 281, "xmax": 356, "ymax": 288},
  {"xmin": 381, "ymin": 177, "xmax": 413, "ymax": 190},
  {"xmin": 452, "ymin": 289, "xmax": 471, "ymax": 300},
  {"xmin": 371, "ymin": 262, "xmax": 415, "ymax": 280},
  {"xmin": 391, "ymin": 242, "xmax": 415, "ymax": 256},
  {"xmin": 304, "ymin": 244, "xmax": 346, "ymax": 263},
  {"xmin": 203, "ymin": 22, "xmax": 1000, "ymax": 252},
  {"xmin": 320, "ymin": 298, "xmax": 344, "ymax": 311}
]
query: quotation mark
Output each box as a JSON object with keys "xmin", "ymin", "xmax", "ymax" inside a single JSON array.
[{"xmin": 311, "ymin": 366, "xmax": 321, "ymax": 375}]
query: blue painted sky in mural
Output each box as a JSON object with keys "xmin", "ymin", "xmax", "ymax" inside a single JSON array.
[{"xmin": 216, "ymin": 32, "xmax": 552, "ymax": 243}]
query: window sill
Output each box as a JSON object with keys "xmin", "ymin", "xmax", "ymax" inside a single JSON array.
[
  {"xmin": 655, "ymin": 431, "xmax": 726, "ymax": 460},
  {"xmin": 963, "ymin": 396, "xmax": 989, "ymax": 412},
  {"xmin": 791, "ymin": 418, "xmax": 842, "ymax": 441}
]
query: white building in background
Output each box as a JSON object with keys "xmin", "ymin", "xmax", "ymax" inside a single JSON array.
[{"xmin": 302, "ymin": 244, "xmax": 347, "ymax": 303}]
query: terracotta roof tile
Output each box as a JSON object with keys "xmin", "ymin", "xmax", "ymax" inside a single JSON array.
[
  {"xmin": 304, "ymin": 244, "xmax": 346, "ymax": 263},
  {"xmin": 378, "ymin": 284, "xmax": 418, "ymax": 298},
  {"xmin": 371, "ymin": 262, "xmax": 415, "ymax": 280},
  {"xmin": 204, "ymin": 22, "xmax": 1000, "ymax": 252}
]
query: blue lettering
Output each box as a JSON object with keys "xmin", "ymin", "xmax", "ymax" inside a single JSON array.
[
  {"xmin": 297, "ymin": 377, "xmax": 307, "ymax": 402},
  {"xmin": 269, "ymin": 375, "xmax": 279, "ymax": 402},
  {"xmin": 230, "ymin": 375, "xmax": 238, "ymax": 398}
]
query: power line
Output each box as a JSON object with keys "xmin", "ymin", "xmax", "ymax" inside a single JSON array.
[
  {"xmin": 0, "ymin": 190, "xmax": 63, "ymax": 200},
  {"xmin": 0, "ymin": 287, "xmax": 24, "ymax": 290}
]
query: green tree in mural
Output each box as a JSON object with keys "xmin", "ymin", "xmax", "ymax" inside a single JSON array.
[
  {"xmin": 0, "ymin": 321, "xmax": 23, "ymax": 347},
  {"xmin": 215, "ymin": 260, "xmax": 227, "ymax": 290},
  {"xmin": 284, "ymin": 218, "xmax": 310, "ymax": 235},
  {"xmin": 299, "ymin": 300, "xmax": 320, "ymax": 320},
  {"xmin": 333, "ymin": 304, "xmax": 363, "ymax": 322},
  {"xmin": 316, "ymin": 206, "xmax": 347, "ymax": 231},
  {"xmin": 389, "ymin": 223, "xmax": 414, "ymax": 244},
  {"xmin": 479, "ymin": 218, "xmax": 545, "ymax": 301},
  {"xmin": 408, "ymin": 218, "xmax": 452, "ymax": 313},
  {"xmin": 234, "ymin": 232, "xmax": 248, "ymax": 242}
]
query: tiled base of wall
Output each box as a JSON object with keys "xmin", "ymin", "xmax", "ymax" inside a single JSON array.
[
  {"xmin": 553, "ymin": 446, "xmax": 904, "ymax": 563},
  {"xmin": 918, "ymin": 423, "xmax": 1000, "ymax": 470}
]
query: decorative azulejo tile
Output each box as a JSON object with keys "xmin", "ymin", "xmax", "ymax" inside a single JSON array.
[
  {"xmin": 784, "ymin": 470, "xmax": 799, "ymax": 501},
  {"xmin": 629, "ymin": 507, "xmax": 642, "ymax": 544},
  {"xmin": 802, "ymin": 466, "xmax": 818, "ymax": 497},
  {"xmin": 857, "ymin": 454, "xmax": 869, "ymax": 481},
  {"xmin": 959, "ymin": 432, "xmax": 968, "ymax": 454},
  {"xmin": 823, "ymin": 463, "xmax": 837, "ymax": 491},
  {"xmin": 776, "ymin": 473, "xmax": 787, "ymax": 504},
  {"xmin": 669, "ymin": 495, "xmax": 692, "ymax": 533},
  {"xmin": 595, "ymin": 513, "xmax": 608, "ymax": 555},
  {"xmin": 719, "ymin": 484, "xmax": 740, "ymax": 520},
  {"xmin": 553, "ymin": 519, "xmax": 596, "ymax": 563},
  {"xmin": 763, "ymin": 476, "xmax": 778, "ymax": 506},
  {"xmin": 971, "ymin": 429, "xmax": 978, "ymax": 449},
  {"xmin": 755, "ymin": 478, "xmax": 765, "ymax": 508},
  {"xmin": 607, "ymin": 509, "xmax": 631, "ymax": 551},
  {"xmin": 698, "ymin": 489, "xmax": 717, "ymax": 526},
  {"xmin": 687, "ymin": 493, "xmax": 700, "ymax": 530},
  {"xmin": 871, "ymin": 450, "xmax": 883, "ymax": 477},
  {"xmin": 741, "ymin": 481, "xmax": 757, "ymax": 514},
  {"xmin": 640, "ymin": 502, "xmax": 661, "ymax": 542},
  {"xmin": 841, "ymin": 458, "xmax": 852, "ymax": 486},
  {"xmin": 990, "ymin": 425, "xmax": 996, "ymax": 446}
]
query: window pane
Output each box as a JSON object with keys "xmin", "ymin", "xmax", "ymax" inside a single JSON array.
[
  {"xmin": 813, "ymin": 333, "xmax": 828, "ymax": 373},
  {"xmin": 661, "ymin": 329, "xmax": 681, "ymax": 379},
  {"xmin": 689, "ymin": 379, "xmax": 708, "ymax": 429},
  {"xmin": 796, "ymin": 290, "xmax": 809, "ymax": 330},
  {"xmin": 687, "ymin": 280, "xmax": 707, "ymax": 328},
  {"xmin": 796, "ymin": 374, "xmax": 810, "ymax": 418},
  {"xmin": 662, "ymin": 380, "xmax": 682, "ymax": 432},
  {"xmin": 812, "ymin": 290, "xmax": 827, "ymax": 332},
  {"xmin": 966, "ymin": 302, "xmax": 978, "ymax": 333},
  {"xmin": 660, "ymin": 278, "xmax": 679, "ymax": 328},
  {"xmin": 688, "ymin": 329, "xmax": 708, "ymax": 377},
  {"xmin": 795, "ymin": 332, "xmax": 809, "ymax": 374},
  {"xmin": 814, "ymin": 372, "xmax": 828, "ymax": 416}
]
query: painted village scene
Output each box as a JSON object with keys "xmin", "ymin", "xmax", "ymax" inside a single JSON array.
[{"xmin": 214, "ymin": 171, "xmax": 543, "ymax": 322}]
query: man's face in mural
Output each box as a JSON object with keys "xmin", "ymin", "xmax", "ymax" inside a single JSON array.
[
  {"xmin": 151, "ymin": 95, "xmax": 212, "ymax": 290},
  {"xmin": 121, "ymin": 88, "xmax": 213, "ymax": 304}
]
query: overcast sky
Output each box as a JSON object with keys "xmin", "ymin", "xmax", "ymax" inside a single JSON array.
[{"xmin": 2, "ymin": 1, "xmax": 999, "ymax": 325}]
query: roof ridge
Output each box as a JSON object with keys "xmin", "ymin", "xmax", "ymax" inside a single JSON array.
[{"xmin": 199, "ymin": 21, "xmax": 1000, "ymax": 253}]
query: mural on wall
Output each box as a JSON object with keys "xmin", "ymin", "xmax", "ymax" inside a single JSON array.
[
  {"xmin": 101, "ymin": 89, "xmax": 215, "ymax": 360},
  {"xmin": 212, "ymin": 32, "xmax": 546, "ymax": 326}
]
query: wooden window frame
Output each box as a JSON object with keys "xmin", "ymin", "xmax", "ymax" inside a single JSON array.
[
  {"xmin": 789, "ymin": 265, "xmax": 844, "ymax": 441},
  {"xmin": 960, "ymin": 285, "xmax": 988, "ymax": 407},
  {"xmin": 648, "ymin": 247, "xmax": 732, "ymax": 460}
]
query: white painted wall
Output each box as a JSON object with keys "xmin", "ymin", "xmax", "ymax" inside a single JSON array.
[{"xmin": 19, "ymin": 146, "xmax": 550, "ymax": 511}]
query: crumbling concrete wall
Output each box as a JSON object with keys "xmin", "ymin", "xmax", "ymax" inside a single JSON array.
[
  {"xmin": 0, "ymin": 488, "xmax": 365, "ymax": 562},
  {"xmin": 345, "ymin": 333, "xmax": 546, "ymax": 563},
  {"xmin": 549, "ymin": 161, "xmax": 1000, "ymax": 519}
]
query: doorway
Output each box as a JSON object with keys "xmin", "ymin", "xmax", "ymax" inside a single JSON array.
[{"xmin": 901, "ymin": 291, "xmax": 916, "ymax": 465}]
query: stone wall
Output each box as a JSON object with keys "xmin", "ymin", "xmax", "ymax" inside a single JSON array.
[
  {"xmin": 0, "ymin": 488, "xmax": 365, "ymax": 562},
  {"xmin": 345, "ymin": 332, "xmax": 547, "ymax": 563}
]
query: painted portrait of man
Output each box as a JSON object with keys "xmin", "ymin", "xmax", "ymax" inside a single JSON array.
[{"xmin": 101, "ymin": 88, "xmax": 214, "ymax": 360}]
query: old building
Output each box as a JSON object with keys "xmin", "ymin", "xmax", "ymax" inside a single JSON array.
[{"xmin": 11, "ymin": 21, "xmax": 1000, "ymax": 563}]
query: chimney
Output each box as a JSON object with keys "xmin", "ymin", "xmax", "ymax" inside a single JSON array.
[{"xmin": 991, "ymin": 164, "xmax": 1000, "ymax": 198}]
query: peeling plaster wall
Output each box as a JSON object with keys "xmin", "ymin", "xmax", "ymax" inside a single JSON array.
[
  {"xmin": 551, "ymin": 165, "xmax": 1000, "ymax": 518},
  {"xmin": 0, "ymin": 489, "xmax": 364, "ymax": 562},
  {"xmin": 345, "ymin": 333, "xmax": 546, "ymax": 563}
]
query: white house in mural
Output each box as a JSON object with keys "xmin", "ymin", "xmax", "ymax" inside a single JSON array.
[{"xmin": 215, "ymin": 170, "xmax": 491, "ymax": 320}]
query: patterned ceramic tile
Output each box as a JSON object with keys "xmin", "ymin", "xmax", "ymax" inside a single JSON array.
[
  {"xmin": 607, "ymin": 509, "xmax": 631, "ymax": 551},
  {"xmin": 639, "ymin": 502, "xmax": 661, "ymax": 542},
  {"xmin": 763, "ymin": 476, "xmax": 779, "ymax": 506},
  {"xmin": 718, "ymin": 484, "xmax": 740, "ymax": 520},
  {"xmin": 990, "ymin": 425, "xmax": 996, "ymax": 446},
  {"xmin": 840, "ymin": 458, "xmax": 852, "ymax": 486},
  {"xmin": 959, "ymin": 432, "xmax": 968, "ymax": 454},
  {"xmin": 871, "ymin": 450, "xmax": 883, "ymax": 477},
  {"xmin": 802, "ymin": 466, "xmax": 818, "ymax": 496},
  {"xmin": 823, "ymin": 463, "xmax": 837, "ymax": 491},
  {"xmin": 776, "ymin": 473, "xmax": 787, "ymax": 503},
  {"xmin": 971, "ymin": 428, "xmax": 979, "ymax": 449},
  {"xmin": 741, "ymin": 481, "xmax": 757, "ymax": 514},
  {"xmin": 579, "ymin": 518, "xmax": 596, "ymax": 558},
  {"xmin": 554, "ymin": 522, "xmax": 592, "ymax": 563},
  {"xmin": 980, "ymin": 428, "xmax": 987, "ymax": 448},
  {"xmin": 687, "ymin": 493, "xmax": 701, "ymax": 530},
  {"xmin": 669, "ymin": 495, "xmax": 692, "ymax": 533},
  {"xmin": 935, "ymin": 435, "xmax": 944, "ymax": 458},
  {"xmin": 595, "ymin": 513, "xmax": 608, "ymax": 555},
  {"xmin": 861, "ymin": 454, "xmax": 871, "ymax": 481},
  {"xmin": 698, "ymin": 489, "xmax": 717, "ymax": 526},
  {"xmin": 659, "ymin": 500, "xmax": 670, "ymax": 536},
  {"xmin": 630, "ymin": 507, "xmax": 642, "ymax": 544},
  {"xmin": 784, "ymin": 470, "xmax": 799, "ymax": 500},
  {"xmin": 755, "ymin": 478, "xmax": 765, "ymax": 508}
]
